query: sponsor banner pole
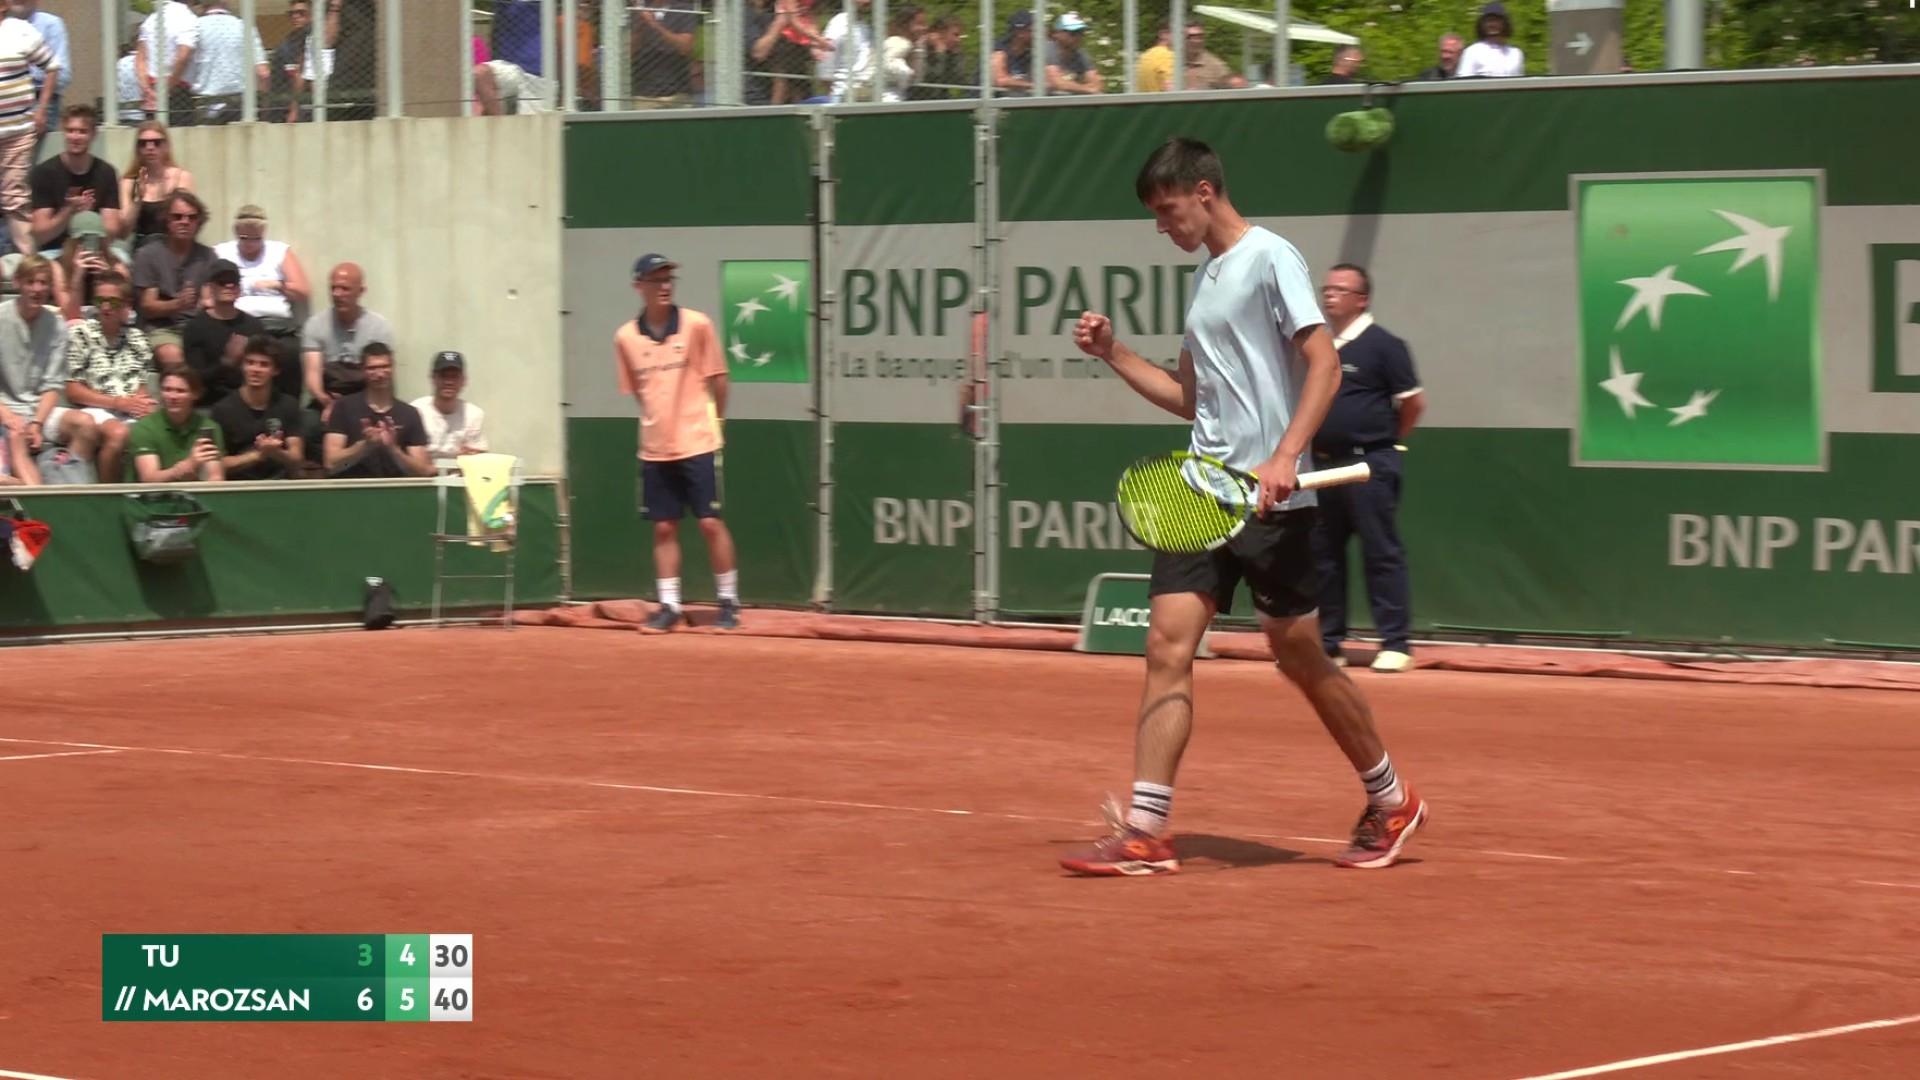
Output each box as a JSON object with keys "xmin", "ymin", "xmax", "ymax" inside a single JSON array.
[{"xmin": 814, "ymin": 111, "xmax": 838, "ymax": 607}]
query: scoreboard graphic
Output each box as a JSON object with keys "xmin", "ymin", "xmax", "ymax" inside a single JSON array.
[{"xmin": 102, "ymin": 934, "xmax": 473, "ymax": 1021}]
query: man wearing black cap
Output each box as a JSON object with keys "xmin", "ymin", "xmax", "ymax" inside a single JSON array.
[
  {"xmin": 412, "ymin": 350, "xmax": 488, "ymax": 474},
  {"xmin": 181, "ymin": 257, "xmax": 266, "ymax": 408},
  {"xmin": 991, "ymin": 11, "xmax": 1036, "ymax": 93},
  {"xmin": 615, "ymin": 253, "xmax": 740, "ymax": 632}
]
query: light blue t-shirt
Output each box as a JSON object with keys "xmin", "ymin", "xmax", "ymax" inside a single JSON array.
[{"xmin": 1182, "ymin": 225, "xmax": 1327, "ymax": 509}]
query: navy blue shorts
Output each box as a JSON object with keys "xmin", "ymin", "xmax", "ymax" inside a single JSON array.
[{"xmin": 639, "ymin": 452, "xmax": 722, "ymax": 521}]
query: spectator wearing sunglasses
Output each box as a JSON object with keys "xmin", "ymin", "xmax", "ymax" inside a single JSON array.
[{"xmin": 129, "ymin": 189, "xmax": 217, "ymax": 370}]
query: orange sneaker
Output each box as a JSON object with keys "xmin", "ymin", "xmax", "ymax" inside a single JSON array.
[
  {"xmin": 1060, "ymin": 799, "xmax": 1179, "ymax": 876},
  {"xmin": 1335, "ymin": 788, "xmax": 1428, "ymax": 869}
]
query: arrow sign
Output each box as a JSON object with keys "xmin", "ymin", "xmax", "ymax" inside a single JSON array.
[{"xmin": 1567, "ymin": 31, "xmax": 1593, "ymax": 56}]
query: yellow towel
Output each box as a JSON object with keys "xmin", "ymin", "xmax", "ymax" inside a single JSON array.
[{"xmin": 457, "ymin": 453, "xmax": 518, "ymax": 551}]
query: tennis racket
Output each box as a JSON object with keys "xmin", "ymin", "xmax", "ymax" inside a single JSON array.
[{"xmin": 1116, "ymin": 451, "xmax": 1371, "ymax": 554}]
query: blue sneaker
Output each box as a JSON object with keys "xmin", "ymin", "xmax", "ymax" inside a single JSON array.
[
  {"xmin": 714, "ymin": 599, "xmax": 741, "ymax": 630},
  {"xmin": 641, "ymin": 605, "xmax": 683, "ymax": 634}
]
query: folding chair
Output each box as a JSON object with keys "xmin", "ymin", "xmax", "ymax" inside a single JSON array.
[{"xmin": 430, "ymin": 457, "xmax": 524, "ymax": 628}]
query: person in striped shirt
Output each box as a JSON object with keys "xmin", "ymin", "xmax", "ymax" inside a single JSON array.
[{"xmin": 0, "ymin": 11, "xmax": 59, "ymax": 255}]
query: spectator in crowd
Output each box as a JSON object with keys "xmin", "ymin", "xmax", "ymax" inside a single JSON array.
[
  {"xmin": 744, "ymin": 0, "xmax": 783, "ymax": 106},
  {"xmin": 1135, "ymin": 23, "xmax": 1172, "ymax": 92},
  {"xmin": 13, "ymin": 1, "xmax": 65, "ymax": 161},
  {"xmin": 411, "ymin": 350, "xmax": 487, "ymax": 474},
  {"xmin": 1416, "ymin": 32, "xmax": 1463, "ymax": 80},
  {"xmin": 323, "ymin": 0, "xmax": 379, "ymax": 121},
  {"xmin": 268, "ymin": 0, "xmax": 311, "ymax": 121},
  {"xmin": 323, "ymin": 342, "xmax": 431, "ymax": 478},
  {"xmin": 880, "ymin": 6, "xmax": 925, "ymax": 103},
  {"xmin": 60, "ymin": 269, "xmax": 153, "ymax": 483},
  {"xmin": 1323, "ymin": 45, "xmax": 1364, "ymax": 84},
  {"xmin": 302, "ymin": 261, "xmax": 393, "ymax": 423},
  {"xmin": 128, "ymin": 365, "xmax": 224, "ymax": 482},
  {"xmin": 181, "ymin": 258, "xmax": 263, "ymax": 407},
  {"xmin": 1183, "ymin": 23, "xmax": 1244, "ymax": 90},
  {"xmin": 119, "ymin": 121, "xmax": 195, "ymax": 252},
  {"xmin": 131, "ymin": 189, "xmax": 216, "ymax": 370},
  {"xmin": 117, "ymin": 37, "xmax": 145, "ymax": 124},
  {"xmin": 136, "ymin": 0, "xmax": 199, "ymax": 125},
  {"xmin": 0, "ymin": 256, "xmax": 97, "ymax": 473},
  {"xmin": 630, "ymin": 0, "xmax": 699, "ymax": 107},
  {"xmin": 210, "ymin": 334, "xmax": 304, "ymax": 481},
  {"xmin": 1311, "ymin": 263, "xmax": 1424, "ymax": 674},
  {"xmin": 189, "ymin": 2, "xmax": 268, "ymax": 126},
  {"xmin": 1045, "ymin": 12, "xmax": 1102, "ymax": 95},
  {"xmin": 0, "ymin": 408, "xmax": 32, "ymax": 482},
  {"xmin": 1456, "ymin": 2, "xmax": 1524, "ymax": 78},
  {"xmin": 0, "ymin": 12, "xmax": 57, "ymax": 257},
  {"xmin": 910, "ymin": 15, "xmax": 971, "ymax": 99},
  {"xmin": 474, "ymin": 0, "xmax": 593, "ymax": 115},
  {"xmin": 28, "ymin": 104, "xmax": 118, "ymax": 256},
  {"xmin": 766, "ymin": 0, "xmax": 828, "ymax": 105},
  {"xmin": 819, "ymin": 0, "xmax": 876, "ymax": 103},
  {"xmin": 991, "ymin": 11, "xmax": 1036, "ymax": 94},
  {"xmin": 212, "ymin": 204, "xmax": 308, "ymax": 331},
  {"xmin": 54, "ymin": 210, "xmax": 131, "ymax": 323}
]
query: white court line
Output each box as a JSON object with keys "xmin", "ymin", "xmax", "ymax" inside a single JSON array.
[
  {"xmin": 1512, "ymin": 1012, "xmax": 1920, "ymax": 1079},
  {"xmin": 3, "ymin": 736, "xmax": 1916, "ymax": 891},
  {"xmin": 0, "ymin": 750, "xmax": 121, "ymax": 763},
  {"xmin": 0, "ymin": 1068, "xmax": 85, "ymax": 1080}
]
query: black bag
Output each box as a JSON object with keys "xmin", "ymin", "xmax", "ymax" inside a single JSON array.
[{"xmin": 362, "ymin": 576, "xmax": 395, "ymax": 630}]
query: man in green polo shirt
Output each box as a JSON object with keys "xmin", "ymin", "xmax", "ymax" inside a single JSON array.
[{"xmin": 128, "ymin": 367, "xmax": 226, "ymax": 482}]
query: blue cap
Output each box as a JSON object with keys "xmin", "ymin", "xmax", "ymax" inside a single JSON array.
[{"xmin": 632, "ymin": 253, "xmax": 678, "ymax": 279}]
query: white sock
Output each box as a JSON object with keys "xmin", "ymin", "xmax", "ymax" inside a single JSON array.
[
  {"xmin": 716, "ymin": 570, "xmax": 739, "ymax": 602},
  {"xmin": 658, "ymin": 577, "xmax": 681, "ymax": 610},
  {"xmin": 1360, "ymin": 754, "xmax": 1406, "ymax": 809},
  {"xmin": 1127, "ymin": 781, "xmax": 1174, "ymax": 835}
]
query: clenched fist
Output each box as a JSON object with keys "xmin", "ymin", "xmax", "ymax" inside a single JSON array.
[{"xmin": 1073, "ymin": 311, "xmax": 1114, "ymax": 360}]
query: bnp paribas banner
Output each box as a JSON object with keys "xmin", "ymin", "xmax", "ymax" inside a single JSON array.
[{"xmin": 829, "ymin": 199, "xmax": 1916, "ymax": 639}]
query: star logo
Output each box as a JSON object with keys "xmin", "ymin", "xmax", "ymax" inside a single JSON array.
[
  {"xmin": 733, "ymin": 296, "xmax": 769, "ymax": 325},
  {"xmin": 719, "ymin": 260, "xmax": 811, "ymax": 384},
  {"xmin": 1599, "ymin": 346, "xmax": 1654, "ymax": 419},
  {"xmin": 1614, "ymin": 265, "xmax": 1708, "ymax": 332},
  {"xmin": 1575, "ymin": 175, "xmax": 1822, "ymax": 470},
  {"xmin": 1695, "ymin": 210, "xmax": 1791, "ymax": 301}
]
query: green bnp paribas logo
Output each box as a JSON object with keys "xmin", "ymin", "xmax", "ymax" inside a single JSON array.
[
  {"xmin": 1575, "ymin": 175, "xmax": 1822, "ymax": 469},
  {"xmin": 721, "ymin": 260, "xmax": 810, "ymax": 384}
]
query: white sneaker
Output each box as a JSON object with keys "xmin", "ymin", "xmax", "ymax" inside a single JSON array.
[{"xmin": 1370, "ymin": 650, "xmax": 1413, "ymax": 673}]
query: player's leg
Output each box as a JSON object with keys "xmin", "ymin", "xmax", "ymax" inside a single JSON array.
[
  {"xmin": 1059, "ymin": 552, "xmax": 1227, "ymax": 877},
  {"xmin": 1352, "ymin": 450, "xmax": 1412, "ymax": 672},
  {"xmin": 1310, "ymin": 479, "xmax": 1355, "ymax": 665},
  {"xmin": 641, "ymin": 458, "xmax": 689, "ymax": 632},
  {"xmin": 687, "ymin": 451, "xmax": 741, "ymax": 628},
  {"xmin": 1247, "ymin": 509, "xmax": 1426, "ymax": 869}
]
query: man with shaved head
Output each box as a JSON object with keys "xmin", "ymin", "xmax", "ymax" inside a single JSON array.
[{"xmin": 301, "ymin": 261, "xmax": 393, "ymax": 424}]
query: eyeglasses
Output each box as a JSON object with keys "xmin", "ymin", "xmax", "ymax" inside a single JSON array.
[
  {"xmin": 169, "ymin": 212, "xmax": 200, "ymax": 222},
  {"xmin": 97, "ymin": 297, "xmax": 127, "ymax": 309},
  {"xmin": 138, "ymin": 138, "xmax": 165, "ymax": 147},
  {"xmin": 235, "ymin": 232, "xmax": 264, "ymax": 241}
]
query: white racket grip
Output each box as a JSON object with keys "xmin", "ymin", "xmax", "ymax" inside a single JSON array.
[{"xmin": 1298, "ymin": 462, "xmax": 1371, "ymax": 490}]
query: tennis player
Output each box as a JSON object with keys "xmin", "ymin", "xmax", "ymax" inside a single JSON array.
[{"xmin": 1060, "ymin": 137, "xmax": 1426, "ymax": 875}]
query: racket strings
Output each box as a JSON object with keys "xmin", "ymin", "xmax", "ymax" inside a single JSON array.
[{"xmin": 1119, "ymin": 455, "xmax": 1248, "ymax": 553}]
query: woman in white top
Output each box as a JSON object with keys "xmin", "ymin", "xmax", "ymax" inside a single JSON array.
[
  {"xmin": 1456, "ymin": 2, "xmax": 1525, "ymax": 78},
  {"xmin": 211, "ymin": 204, "xmax": 310, "ymax": 323}
]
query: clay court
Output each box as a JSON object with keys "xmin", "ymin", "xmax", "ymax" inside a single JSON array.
[{"xmin": 1, "ymin": 624, "xmax": 1916, "ymax": 1079}]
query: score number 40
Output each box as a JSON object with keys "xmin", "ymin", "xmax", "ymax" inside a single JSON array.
[{"xmin": 351, "ymin": 940, "xmax": 472, "ymax": 1012}]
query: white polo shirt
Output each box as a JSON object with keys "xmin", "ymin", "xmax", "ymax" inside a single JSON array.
[{"xmin": 1182, "ymin": 225, "xmax": 1327, "ymax": 510}]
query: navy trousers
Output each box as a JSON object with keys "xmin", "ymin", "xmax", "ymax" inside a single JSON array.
[{"xmin": 1311, "ymin": 448, "xmax": 1411, "ymax": 654}]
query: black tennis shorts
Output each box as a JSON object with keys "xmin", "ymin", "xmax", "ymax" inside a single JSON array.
[
  {"xmin": 639, "ymin": 452, "xmax": 722, "ymax": 521},
  {"xmin": 1148, "ymin": 506, "xmax": 1322, "ymax": 619}
]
